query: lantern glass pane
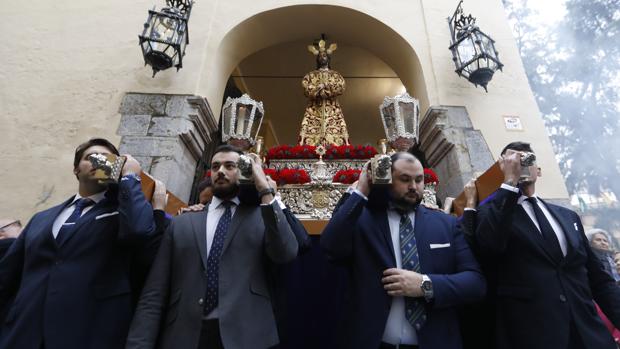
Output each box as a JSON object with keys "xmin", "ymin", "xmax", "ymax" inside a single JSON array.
[
  {"xmin": 250, "ymin": 109, "xmax": 263, "ymax": 139},
  {"xmin": 235, "ymin": 104, "xmax": 253, "ymax": 136},
  {"xmin": 382, "ymin": 105, "xmax": 397, "ymax": 139},
  {"xmin": 398, "ymin": 101, "xmax": 416, "ymax": 134},
  {"xmin": 457, "ymin": 37, "xmax": 476, "ymax": 65},
  {"xmin": 222, "ymin": 104, "xmax": 232, "ymax": 138}
]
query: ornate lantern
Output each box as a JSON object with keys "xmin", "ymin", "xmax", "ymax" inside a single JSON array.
[
  {"xmin": 379, "ymin": 92, "xmax": 420, "ymax": 152},
  {"xmin": 448, "ymin": 0, "xmax": 503, "ymax": 91},
  {"xmin": 139, "ymin": 0, "xmax": 193, "ymax": 77},
  {"xmin": 221, "ymin": 94, "xmax": 265, "ymax": 151}
]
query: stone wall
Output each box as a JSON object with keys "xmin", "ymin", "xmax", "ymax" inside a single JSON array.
[
  {"xmin": 117, "ymin": 93, "xmax": 218, "ymax": 202},
  {"xmin": 419, "ymin": 106, "xmax": 495, "ymax": 201}
]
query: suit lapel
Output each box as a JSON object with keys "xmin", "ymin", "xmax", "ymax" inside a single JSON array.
[
  {"xmin": 514, "ymin": 205, "xmax": 558, "ymax": 264},
  {"xmin": 45, "ymin": 196, "xmax": 76, "ymax": 248},
  {"xmin": 542, "ymin": 200, "xmax": 580, "ymax": 258},
  {"xmin": 58, "ymin": 198, "xmax": 116, "ymax": 248},
  {"xmin": 221, "ymin": 203, "xmax": 251, "ymax": 256},
  {"xmin": 414, "ymin": 206, "xmax": 431, "ymax": 273},
  {"xmin": 190, "ymin": 206, "xmax": 210, "ymax": 271},
  {"xmin": 372, "ymin": 209, "xmax": 396, "ymax": 266}
]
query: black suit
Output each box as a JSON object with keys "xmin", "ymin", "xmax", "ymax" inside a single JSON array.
[
  {"xmin": 0, "ymin": 178, "xmax": 157, "ymax": 349},
  {"xmin": 475, "ymin": 188, "xmax": 620, "ymax": 349}
]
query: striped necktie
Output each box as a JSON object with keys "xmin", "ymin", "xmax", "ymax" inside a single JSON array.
[{"xmin": 398, "ymin": 211, "xmax": 427, "ymax": 330}]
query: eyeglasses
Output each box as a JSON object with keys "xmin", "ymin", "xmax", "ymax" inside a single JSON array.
[{"xmin": 0, "ymin": 220, "xmax": 21, "ymax": 232}]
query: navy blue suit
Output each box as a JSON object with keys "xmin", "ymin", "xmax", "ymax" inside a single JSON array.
[
  {"xmin": 321, "ymin": 192, "xmax": 486, "ymax": 349},
  {"xmin": 0, "ymin": 177, "xmax": 157, "ymax": 349},
  {"xmin": 475, "ymin": 188, "xmax": 620, "ymax": 349}
]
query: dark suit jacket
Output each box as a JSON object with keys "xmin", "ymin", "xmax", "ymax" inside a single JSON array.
[
  {"xmin": 321, "ymin": 192, "xmax": 486, "ymax": 349},
  {"xmin": 0, "ymin": 178, "xmax": 157, "ymax": 349},
  {"xmin": 0, "ymin": 239, "xmax": 15, "ymax": 261},
  {"xmin": 126, "ymin": 200, "xmax": 298, "ymax": 349},
  {"xmin": 475, "ymin": 188, "xmax": 620, "ymax": 349}
]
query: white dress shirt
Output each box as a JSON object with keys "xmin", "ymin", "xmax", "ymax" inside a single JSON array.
[
  {"xmin": 382, "ymin": 208, "xmax": 418, "ymax": 345},
  {"xmin": 51, "ymin": 191, "xmax": 107, "ymax": 238},
  {"xmin": 501, "ymin": 184, "xmax": 568, "ymax": 256}
]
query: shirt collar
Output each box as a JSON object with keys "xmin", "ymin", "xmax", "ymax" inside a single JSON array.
[
  {"xmin": 518, "ymin": 193, "xmax": 540, "ymax": 205},
  {"xmin": 210, "ymin": 195, "xmax": 240, "ymax": 209},
  {"xmin": 72, "ymin": 191, "xmax": 107, "ymax": 205}
]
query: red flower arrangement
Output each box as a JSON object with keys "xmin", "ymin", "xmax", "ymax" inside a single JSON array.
[
  {"xmin": 324, "ymin": 144, "xmax": 377, "ymax": 160},
  {"xmin": 262, "ymin": 168, "xmax": 280, "ymax": 183},
  {"xmin": 277, "ymin": 168, "xmax": 311, "ymax": 185},
  {"xmin": 424, "ymin": 168, "xmax": 439, "ymax": 185},
  {"xmin": 267, "ymin": 144, "xmax": 318, "ymax": 160},
  {"xmin": 265, "ymin": 144, "xmax": 377, "ymax": 161},
  {"xmin": 333, "ymin": 169, "xmax": 361, "ymax": 184}
]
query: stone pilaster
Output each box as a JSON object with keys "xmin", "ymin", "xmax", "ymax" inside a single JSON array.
[
  {"xmin": 419, "ymin": 106, "xmax": 495, "ymax": 201},
  {"xmin": 116, "ymin": 93, "xmax": 218, "ymax": 202}
]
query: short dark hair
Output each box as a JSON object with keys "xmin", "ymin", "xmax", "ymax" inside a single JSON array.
[
  {"xmin": 197, "ymin": 177, "xmax": 212, "ymax": 192},
  {"xmin": 212, "ymin": 144, "xmax": 243, "ymax": 157},
  {"xmin": 501, "ymin": 141, "xmax": 533, "ymax": 156},
  {"xmin": 73, "ymin": 138, "xmax": 120, "ymax": 168}
]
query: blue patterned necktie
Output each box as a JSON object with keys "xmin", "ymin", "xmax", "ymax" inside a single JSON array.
[
  {"xmin": 398, "ymin": 211, "xmax": 427, "ymax": 330},
  {"xmin": 204, "ymin": 201, "xmax": 233, "ymax": 315},
  {"xmin": 56, "ymin": 198, "xmax": 94, "ymax": 245}
]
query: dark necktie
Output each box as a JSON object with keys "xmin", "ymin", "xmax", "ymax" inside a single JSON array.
[
  {"xmin": 204, "ymin": 201, "xmax": 233, "ymax": 315},
  {"xmin": 398, "ymin": 211, "xmax": 426, "ymax": 330},
  {"xmin": 56, "ymin": 198, "xmax": 94, "ymax": 245},
  {"xmin": 525, "ymin": 197, "xmax": 564, "ymax": 261}
]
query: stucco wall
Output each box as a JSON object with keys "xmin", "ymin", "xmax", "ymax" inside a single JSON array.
[{"xmin": 0, "ymin": 0, "xmax": 568, "ymax": 222}]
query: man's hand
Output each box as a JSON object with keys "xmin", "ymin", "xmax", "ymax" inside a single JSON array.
[
  {"xmin": 499, "ymin": 149, "xmax": 521, "ymax": 186},
  {"xmin": 177, "ymin": 204, "xmax": 205, "ymax": 215},
  {"xmin": 151, "ymin": 179, "xmax": 168, "ymax": 211},
  {"xmin": 382, "ymin": 268, "xmax": 424, "ymax": 297},
  {"xmin": 122, "ymin": 154, "xmax": 142, "ymax": 176},
  {"xmin": 357, "ymin": 161, "xmax": 372, "ymax": 197},
  {"xmin": 464, "ymin": 179, "xmax": 477, "ymax": 208}
]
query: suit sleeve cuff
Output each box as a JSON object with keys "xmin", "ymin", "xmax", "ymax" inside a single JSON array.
[
  {"xmin": 500, "ymin": 183, "xmax": 519, "ymax": 193},
  {"xmin": 351, "ymin": 189, "xmax": 368, "ymax": 201},
  {"xmin": 260, "ymin": 197, "xmax": 278, "ymax": 206},
  {"xmin": 464, "ymin": 208, "xmax": 477, "ymax": 212}
]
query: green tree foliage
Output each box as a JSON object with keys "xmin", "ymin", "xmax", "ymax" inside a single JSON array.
[{"xmin": 504, "ymin": 0, "xmax": 620, "ymax": 198}]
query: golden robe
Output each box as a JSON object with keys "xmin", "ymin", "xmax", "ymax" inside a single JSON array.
[{"xmin": 299, "ymin": 68, "xmax": 350, "ymax": 146}]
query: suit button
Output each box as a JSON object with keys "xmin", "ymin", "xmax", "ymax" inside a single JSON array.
[
  {"xmin": 559, "ymin": 294, "xmax": 567, "ymax": 302},
  {"xmin": 198, "ymin": 298, "xmax": 204, "ymax": 305}
]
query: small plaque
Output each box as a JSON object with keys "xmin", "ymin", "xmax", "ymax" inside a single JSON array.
[{"xmin": 503, "ymin": 116, "xmax": 523, "ymax": 131}]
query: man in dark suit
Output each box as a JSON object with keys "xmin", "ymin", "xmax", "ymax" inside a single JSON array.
[
  {"xmin": 475, "ymin": 141, "xmax": 620, "ymax": 349},
  {"xmin": 126, "ymin": 145, "xmax": 298, "ymax": 349},
  {"xmin": 0, "ymin": 138, "xmax": 157, "ymax": 349},
  {"xmin": 321, "ymin": 152, "xmax": 486, "ymax": 349}
]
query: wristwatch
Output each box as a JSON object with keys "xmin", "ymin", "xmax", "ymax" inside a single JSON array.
[
  {"xmin": 420, "ymin": 275, "xmax": 434, "ymax": 302},
  {"xmin": 258, "ymin": 187, "xmax": 276, "ymax": 199}
]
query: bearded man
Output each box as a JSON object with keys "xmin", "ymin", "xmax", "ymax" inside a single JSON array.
[
  {"xmin": 321, "ymin": 152, "xmax": 485, "ymax": 349},
  {"xmin": 126, "ymin": 144, "xmax": 298, "ymax": 349}
]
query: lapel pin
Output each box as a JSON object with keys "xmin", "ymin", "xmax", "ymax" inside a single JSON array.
[{"xmin": 573, "ymin": 223, "xmax": 578, "ymax": 231}]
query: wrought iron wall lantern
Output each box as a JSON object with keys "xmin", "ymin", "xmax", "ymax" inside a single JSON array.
[
  {"xmin": 448, "ymin": 0, "xmax": 503, "ymax": 91},
  {"xmin": 221, "ymin": 94, "xmax": 265, "ymax": 151},
  {"xmin": 139, "ymin": 0, "xmax": 194, "ymax": 77},
  {"xmin": 379, "ymin": 92, "xmax": 420, "ymax": 152}
]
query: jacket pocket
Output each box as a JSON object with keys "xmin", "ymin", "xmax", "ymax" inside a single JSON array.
[
  {"xmin": 250, "ymin": 276, "xmax": 270, "ymax": 300},
  {"xmin": 497, "ymin": 285, "xmax": 534, "ymax": 300}
]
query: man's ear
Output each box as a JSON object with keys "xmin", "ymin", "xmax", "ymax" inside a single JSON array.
[
  {"xmin": 537, "ymin": 167, "xmax": 542, "ymax": 177},
  {"xmin": 73, "ymin": 167, "xmax": 80, "ymax": 180}
]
